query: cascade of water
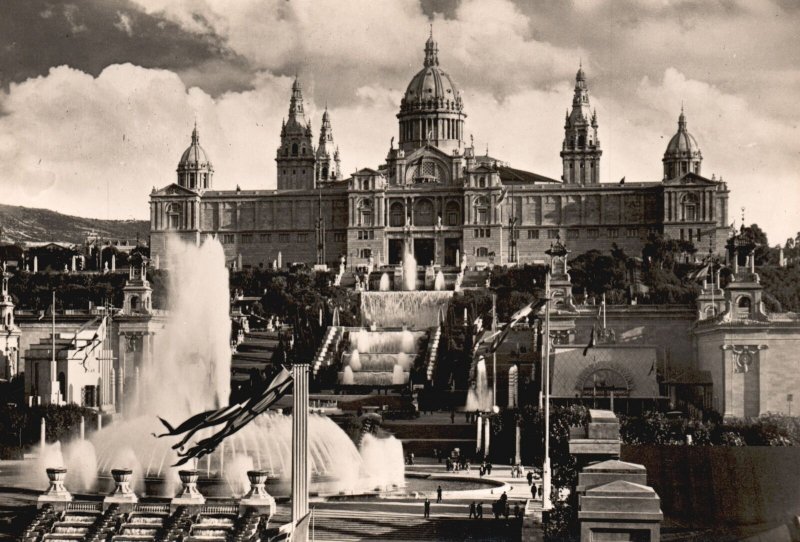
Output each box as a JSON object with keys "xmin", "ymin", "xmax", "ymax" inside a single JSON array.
[
  {"xmin": 359, "ymin": 434, "xmax": 405, "ymax": 490},
  {"xmin": 348, "ymin": 349, "xmax": 362, "ymax": 371},
  {"xmin": 434, "ymin": 271, "xmax": 445, "ymax": 291},
  {"xmin": 360, "ymin": 291, "xmax": 453, "ymax": 329},
  {"xmin": 391, "ymin": 365, "xmax": 406, "ymax": 385},
  {"xmin": 402, "ymin": 241, "xmax": 417, "ymax": 291},
  {"xmin": 465, "ymin": 357, "xmax": 493, "ymax": 412},
  {"xmin": 379, "ymin": 273, "xmax": 390, "ymax": 292},
  {"xmin": 342, "ymin": 366, "xmax": 355, "ymax": 385}
]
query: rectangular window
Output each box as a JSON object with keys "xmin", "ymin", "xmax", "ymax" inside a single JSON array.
[
  {"xmin": 513, "ymin": 229, "xmax": 520, "ymax": 239},
  {"xmin": 260, "ymin": 233, "xmax": 271, "ymax": 242},
  {"xmin": 221, "ymin": 234, "xmax": 234, "ymax": 244},
  {"xmin": 567, "ymin": 229, "xmax": 579, "ymax": 239},
  {"xmin": 688, "ymin": 228, "xmax": 693, "ymax": 242},
  {"xmin": 279, "ymin": 233, "xmax": 290, "ymax": 243},
  {"xmin": 626, "ymin": 227, "xmax": 638, "ymax": 238},
  {"xmin": 297, "ymin": 233, "xmax": 308, "ymax": 243},
  {"xmin": 697, "ymin": 228, "xmax": 702, "ymax": 241},
  {"xmin": 680, "ymin": 228, "xmax": 685, "ymax": 241},
  {"xmin": 241, "ymin": 234, "xmax": 253, "ymax": 244},
  {"xmin": 360, "ymin": 248, "xmax": 372, "ymax": 258},
  {"xmin": 587, "ymin": 229, "xmax": 599, "ymax": 239},
  {"xmin": 607, "ymin": 228, "xmax": 618, "ymax": 238},
  {"xmin": 334, "ymin": 232, "xmax": 346, "ymax": 242},
  {"xmin": 527, "ymin": 229, "xmax": 539, "ymax": 240},
  {"xmin": 547, "ymin": 229, "xmax": 559, "ymax": 239}
]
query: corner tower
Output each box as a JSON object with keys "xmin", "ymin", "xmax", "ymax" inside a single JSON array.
[
  {"xmin": 561, "ymin": 65, "xmax": 601, "ymax": 185},
  {"xmin": 315, "ymin": 107, "xmax": 341, "ymax": 182},
  {"xmin": 277, "ymin": 78, "xmax": 316, "ymax": 190},
  {"xmin": 176, "ymin": 123, "xmax": 214, "ymax": 191},
  {"xmin": 397, "ymin": 29, "xmax": 466, "ymax": 155},
  {"xmin": 663, "ymin": 106, "xmax": 702, "ymax": 180}
]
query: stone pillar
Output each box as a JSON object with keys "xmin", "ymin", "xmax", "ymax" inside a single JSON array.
[
  {"xmin": 292, "ymin": 363, "xmax": 309, "ymax": 541},
  {"xmin": 476, "ymin": 415, "xmax": 483, "ymax": 453},
  {"xmin": 515, "ymin": 424, "xmax": 521, "ymax": 465},
  {"xmin": 38, "ymin": 467, "xmax": 72, "ymax": 510},
  {"xmin": 484, "ymin": 417, "xmax": 491, "ymax": 457}
]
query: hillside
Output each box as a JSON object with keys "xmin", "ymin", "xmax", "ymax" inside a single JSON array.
[{"xmin": 0, "ymin": 203, "xmax": 149, "ymax": 245}]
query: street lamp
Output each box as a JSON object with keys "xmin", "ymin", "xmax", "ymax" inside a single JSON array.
[{"xmin": 542, "ymin": 236, "xmax": 568, "ymax": 511}]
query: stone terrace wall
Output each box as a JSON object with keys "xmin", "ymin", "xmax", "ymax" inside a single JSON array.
[{"xmin": 621, "ymin": 444, "xmax": 800, "ymax": 526}]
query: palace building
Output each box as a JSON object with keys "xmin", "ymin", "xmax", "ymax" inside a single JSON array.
[{"xmin": 149, "ymin": 33, "xmax": 730, "ymax": 269}]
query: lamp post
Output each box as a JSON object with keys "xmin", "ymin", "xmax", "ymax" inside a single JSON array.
[{"xmin": 542, "ymin": 237, "xmax": 568, "ymax": 511}]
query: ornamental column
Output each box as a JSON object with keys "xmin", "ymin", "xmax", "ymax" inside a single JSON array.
[{"xmin": 292, "ymin": 363, "xmax": 309, "ymax": 540}]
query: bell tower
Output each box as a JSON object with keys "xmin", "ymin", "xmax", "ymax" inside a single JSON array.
[
  {"xmin": 0, "ymin": 262, "xmax": 20, "ymax": 380},
  {"xmin": 122, "ymin": 258, "xmax": 152, "ymax": 316},
  {"xmin": 315, "ymin": 107, "xmax": 341, "ymax": 182},
  {"xmin": 276, "ymin": 78, "xmax": 316, "ymax": 190},
  {"xmin": 561, "ymin": 64, "xmax": 601, "ymax": 185}
]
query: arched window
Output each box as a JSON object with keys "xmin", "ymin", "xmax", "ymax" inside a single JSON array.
[
  {"xmin": 681, "ymin": 193, "xmax": 699, "ymax": 222},
  {"xmin": 580, "ymin": 367, "xmax": 630, "ymax": 397},
  {"xmin": 736, "ymin": 296, "xmax": 752, "ymax": 318},
  {"xmin": 389, "ymin": 202, "xmax": 405, "ymax": 227},
  {"xmin": 478, "ymin": 176, "xmax": 487, "ymax": 188},
  {"xmin": 291, "ymin": 143, "xmax": 298, "ymax": 156},
  {"xmin": 413, "ymin": 198, "xmax": 435, "ymax": 226},
  {"xmin": 321, "ymin": 166, "xmax": 329, "ymax": 179},
  {"xmin": 130, "ymin": 296, "xmax": 139, "ymax": 311},
  {"xmin": 445, "ymin": 201, "xmax": 461, "ymax": 226},
  {"xmin": 358, "ymin": 199, "xmax": 373, "ymax": 227},
  {"xmin": 476, "ymin": 247, "xmax": 489, "ymax": 258},
  {"xmin": 474, "ymin": 196, "xmax": 489, "ymax": 225}
]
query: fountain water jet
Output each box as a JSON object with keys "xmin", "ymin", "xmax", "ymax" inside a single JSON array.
[{"xmin": 466, "ymin": 357, "xmax": 493, "ymax": 412}]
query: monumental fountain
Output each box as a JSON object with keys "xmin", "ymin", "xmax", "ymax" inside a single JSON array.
[{"xmin": 32, "ymin": 235, "xmax": 405, "ymax": 498}]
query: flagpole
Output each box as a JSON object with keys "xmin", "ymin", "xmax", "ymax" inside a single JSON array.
[
  {"xmin": 602, "ymin": 293, "xmax": 606, "ymax": 330},
  {"xmin": 542, "ymin": 268, "xmax": 552, "ymax": 511},
  {"xmin": 492, "ymin": 293, "xmax": 497, "ymax": 408}
]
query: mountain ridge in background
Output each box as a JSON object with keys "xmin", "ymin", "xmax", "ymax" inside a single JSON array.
[{"xmin": 0, "ymin": 203, "xmax": 149, "ymax": 245}]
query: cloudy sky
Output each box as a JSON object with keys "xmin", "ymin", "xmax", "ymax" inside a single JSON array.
[{"xmin": 1, "ymin": 0, "xmax": 798, "ymax": 244}]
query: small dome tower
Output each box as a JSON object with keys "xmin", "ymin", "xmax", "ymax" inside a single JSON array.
[
  {"xmin": 663, "ymin": 106, "xmax": 702, "ymax": 180},
  {"xmin": 176, "ymin": 122, "xmax": 214, "ymax": 191}
]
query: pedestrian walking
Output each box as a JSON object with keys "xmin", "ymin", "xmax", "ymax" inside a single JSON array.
[
  {"xmin": 538, "ymin": 484, "xmax": 543, "ymax": 498},
  {"xmin": 503, "ymin": 502, "xmax": 510, "ymax": 519},
  {"xmin": 527, "ymin": 471, "xmax": 533, "ymax": 486},
  {"xmin": 469, "ymin": 501, "xmax": 476, "ymax": 519},
  {"xmin": 450, "ymin": 409, "xmax": 455, "ymax": 424},
  {"xmin": 487, "ymin": 462, "xmax": 493, "ymax": 475},
  {"xmin": 477, "ymin": 501, "xmax": 483, "ymax": 518},
  {"xmin": 423, "ymin": 497, "xmax": 430, "ymax": 518},
  {"xmin": 436, "ymin": 485, "xmax": 442, "ymax": 503},
  {"xmin": 514, "ymin": 503, "xmax": 521, "ymax": 519}
]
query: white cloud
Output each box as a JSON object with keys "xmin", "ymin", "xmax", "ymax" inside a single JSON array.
[
  {"xmin": 0, "ymin": 0, "xmax": 797, "ymax": 244},
  {"xmin": 63, "ymin": 4, "xmax": 87, "ymax": 34},
  {"xmin": 114, "ymin": 12, "xmax": 134, "ymax": 37}
]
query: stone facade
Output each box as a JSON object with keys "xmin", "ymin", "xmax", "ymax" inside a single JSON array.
[{"xmin": 150, "ymin": 34, "xmax": 730, "ymax": 270}]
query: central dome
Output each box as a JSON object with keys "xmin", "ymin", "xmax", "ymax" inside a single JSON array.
[
  {"xmin": 400, "ymin": 34, "xmax": 463, "ymax": 115},
  {"xmin": 397, "ymin": 32, "xmax": 466, "ymax": 154}
]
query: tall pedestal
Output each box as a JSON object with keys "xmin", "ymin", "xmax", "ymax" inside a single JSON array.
[{"xmin": 292, "ymin": 364, "xmax": 309, "ymax": 542}]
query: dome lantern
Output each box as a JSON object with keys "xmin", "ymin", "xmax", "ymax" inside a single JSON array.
[
  {"xmin": 663, "ymin": 105, "xmax": 702, "ymax": 180},
  {"xmin": 176, "ymin": 121, "xmax": 214, "ymax": 191}
]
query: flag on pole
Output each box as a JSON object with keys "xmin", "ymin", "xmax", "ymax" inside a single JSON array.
[
  {"xmin": 582, "ymin": 325, "xmax": 596, "ymax": 356},
  {"xmin": 476, "ymin": 298, "xmax": 547, "ymax": 355},
  {"xmin": 495, "ymin": 187, "xmax": 509, "ymax": 207},
  {"xmin": 686, "ymin": 264, "xmax": 711, "ymax": 283},
  {"xmin": 619, "ymin": 176, "xmax": 626, "ymax": 185},
  {"xmin": 158, "ymin": 367, "xmax": 293, "ymax": 465}
]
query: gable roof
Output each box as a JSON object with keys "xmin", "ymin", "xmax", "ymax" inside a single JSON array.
[
  {"xmin": 151, "ymin": 183, "xmax": 199, "ymax": 197},
  {"xmin": 663, "ymin": 171, "xmax": 721, "ymax": 186},
  {"xmin": 498, "ymin": 166, "xmax": 560, "ymax": 185}
]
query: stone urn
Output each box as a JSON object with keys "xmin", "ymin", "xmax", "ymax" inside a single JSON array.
[
  {"xmin": 176, "ymin": 469, "xmax": 203, "ymax": 500},
  {"xmin": 240, "ymin": 469, "xmax": 276, "ymax": 516},
  {"xmin": 110, "ymin": 468, "xmax": 134, "ymax": 496},
  {"xmin": 38, "ymin": 467, "xmax": 72, "ymax": 508}
]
